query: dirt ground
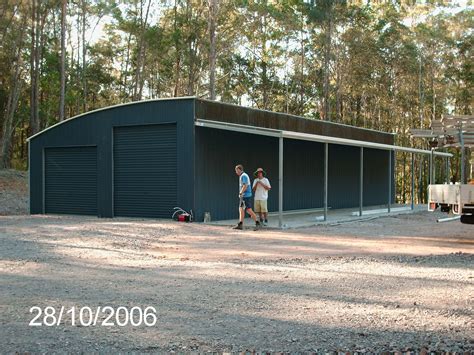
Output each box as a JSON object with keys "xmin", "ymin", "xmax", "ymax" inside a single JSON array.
[{"xmin": 0, "ymin": 211, "xmax": 473, "ymax": 353}]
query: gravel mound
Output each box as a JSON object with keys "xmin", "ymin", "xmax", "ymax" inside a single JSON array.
[{"xmin": 0, "ymin": 169, "xmax": 28, "ymax": 215}]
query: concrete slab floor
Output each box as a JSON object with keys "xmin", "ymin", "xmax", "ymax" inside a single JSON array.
[{"xmin": 207, "ymin": 204, "xmax": 427, "ymax": 229}]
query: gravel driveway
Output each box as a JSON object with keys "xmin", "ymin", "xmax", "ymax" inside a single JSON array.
[{"xmin": 0, "ymin": 212, "xmax": 473, "ymax": 353}]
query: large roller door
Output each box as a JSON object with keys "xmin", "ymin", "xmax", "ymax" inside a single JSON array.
[
  {"xmin": 44, "ymin": 146, "xmax": 98, "ymax": 215},
  {"xmin": 113, "ymin": 124, "xmax": 177, "ymax": 218}
]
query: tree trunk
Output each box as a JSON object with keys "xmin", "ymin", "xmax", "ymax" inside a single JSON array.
[
  {"xmin": 186, "ymin": 0, "xmax": 196, "ymax": 96},
  {"xmin": 75, "ymin": 11, "xmax": 80, "ymax": 113},
  {"xmin": 1, "ymin": 41, "xmax": 24, "ymax": 168},
  {"xmin": 121, "ymin": 32, "xmax": 132, "ymax": 98},
  {"xmin": 299, "ymin": 26, "xmax": 305, "ymax": 115},
  {"xmin": 29, "ymin": 0, "xmax": 40, "ymax": 136},
  {"xmin": 322, "ymin": 10, "xmax": 332, "ymax": 121},
  {"xmin": 417, "ymin": 56, "xmax": 425, "ymax": 202},
  {"xmin": 418, "ymin": 55, "xmax": 424, "ymax": 128},
  {"xmin": 82, "ymin": 0, "xmax": 87, "ymax": 112},
  {"xmin": 431, "ymin": 67, "xmax": 436, "ymax": 121},
  {"xmin": 59, "ymin": 0, "xmax": 66, "ymax": 121},
  {"xmin": 335, "ymin": 59, "xmax": 341, "ymax": 122},
  {"xmin": 261, "ymin": 12, "xmax": 268, "ymax": 110},
  {"xmin": 0, "ymin": 5, "xmax": 18, "ymax": 44},
  {"xmin": 208, "ymin": 0, "xmax": 217, "ymax": 100},
  {"xmin": 37, "ymin": 8, "xmax": 47, "ymax": 129},
  {"xmin": 133, "ymin": 0, "xmax": 151, "ymax": 101},
  {"xmin": 173, "ymin": 0, "xmax": 180, "ymax": 97}
]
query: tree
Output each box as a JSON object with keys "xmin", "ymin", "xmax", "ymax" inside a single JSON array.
[
  {"xmin": 0, "ymin": 0, "xmax": 471, "ymax": 178},
  {"xmin": 0, "ymin": 2, "xmax": 27, "ymax": 168},
  {"xmin": 59, "ymin": 0, "xmax": 66, "ymax": 121},
  {"xmin": 208, "ymin": 0, "xmax": 217, "ymax": 100}
]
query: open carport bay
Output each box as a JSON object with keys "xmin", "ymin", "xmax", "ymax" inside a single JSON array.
[{"xmin": 0, "ymin": 211, "xmax": 473, "ymax": 353}]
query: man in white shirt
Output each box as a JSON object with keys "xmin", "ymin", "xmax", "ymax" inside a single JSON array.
[{"xmin": 252, "ymin": 168, "xmax": 271, "ymax": 226}]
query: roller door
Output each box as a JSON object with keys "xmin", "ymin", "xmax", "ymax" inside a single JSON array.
[
  {"xmin": 113, "ymin": 124, "xmax": 177, "ymax": 218},
  {"xmin": 44, "ymin": 146, "xmax": 98, "ymax": 215}
]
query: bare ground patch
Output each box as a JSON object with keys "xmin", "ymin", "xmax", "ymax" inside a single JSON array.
[
  {"xmin": 0, "ymin": 169, "xmax": 28, "ymax": 215},
  {"xmin": 0, "ymin": 212, "xmax": 473, "ymax": 353}
]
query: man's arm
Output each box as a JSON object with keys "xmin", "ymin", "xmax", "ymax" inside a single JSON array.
[
  {"xmin": 239, "ymin": 175, "xmax": 250, "ymax": 196},
  {"xmin": 260, "ymin": 179, "xmax": 271, "ymax": 191}
]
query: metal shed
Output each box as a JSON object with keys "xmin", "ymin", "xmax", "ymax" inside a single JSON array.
[{"xmin": 28, "ymin": 97, "xmax": 451, "ymax": 225}]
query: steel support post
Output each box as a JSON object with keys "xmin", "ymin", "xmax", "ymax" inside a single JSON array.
[
  {"xmin": 359, "ymin": 147, "xmax": 363, "ymax": 217},
  {"xmin": 278, "ymin": 135, "xmax": 283, "ymax": 228},
  {"xmin": 460, "ymin": 125, "xmax": 465, "ymax": 184},
  {"xmin": 411, "ymin": 152, "xmax": 415, "ymax": 210},
  {"xmin": 429, "ymin": 149, "xmax": 434, "ymax": 185},
  {"xmin": 388, "ymin": 150, "xmax": 392, "ymax": 213},
  {"xmin": 324, "ymin": 143, "xmax": 328, "ymax": 221},
  {"xmin": 445, "ymin": 157, "xmax": 449, "ymax": 183}
]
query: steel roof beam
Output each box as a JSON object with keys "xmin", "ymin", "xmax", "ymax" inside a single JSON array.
[{"xmin": 196, "ymin": 119, "xmax": 453, "ymax": 157}]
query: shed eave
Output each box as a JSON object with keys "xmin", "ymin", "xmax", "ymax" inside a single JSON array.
[
  {"xmin": 196, "ymin": 98, "xmax": 396, "ymax": 136},
  {"xmin": 195, "ymin": 119, "xmax": 453, "ymax": 157}
]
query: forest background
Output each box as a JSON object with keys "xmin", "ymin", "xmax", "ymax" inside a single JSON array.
[{"xmin": 0, "ymin": 0, "xmax": 472, "ymax": 203}]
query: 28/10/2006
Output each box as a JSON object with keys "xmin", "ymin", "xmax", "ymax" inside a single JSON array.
[{"xmin": 29, "ymin": 306, "xmax": 158, "ymax": 327}]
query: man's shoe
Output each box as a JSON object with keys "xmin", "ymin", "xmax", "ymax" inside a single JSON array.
[
  {"xmin": 263, "ymin": 219, "xmax": 268, "ymax": 226},
  {"xmin": 233, "ymin": 222, "xmax": 243, "ymax": 230},
  {"xmin": 253, "ymin": 221, "xmax": 261, "ymax": 231}
]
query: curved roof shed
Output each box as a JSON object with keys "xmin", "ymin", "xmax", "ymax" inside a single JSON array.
[{"xmin": 28, "ymin": 97, "xmax": 450, "ymax": 223}]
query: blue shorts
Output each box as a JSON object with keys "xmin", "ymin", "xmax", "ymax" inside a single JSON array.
[{"xmin": 240, "ymin": 196, "xmax": 253, "ymax": 210}]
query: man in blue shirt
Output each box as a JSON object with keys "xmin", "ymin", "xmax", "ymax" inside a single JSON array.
[{"xmin": 233, "ymin": 164, "xmax": 261, "ymax": 230}]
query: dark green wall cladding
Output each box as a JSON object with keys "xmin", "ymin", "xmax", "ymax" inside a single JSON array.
[
  {"xmin": 29, "ymin": 99, "xmax": 195, "ymax": 217},
  {"xmin": 194, "ymin": 127, "xmax": 279, "ymax": 221},
  {"xmin": 45, "ymin": 146, "xmax": 98, "ymax": 215},
  {"xmin": 194, "ymin": 127, "xmax": 394, "ymax": 221},
  {"xmin": 363, "ymin": 148, "xmax": 393, "ymax": 206},
  {"xmin": 283, "ymin": 139, "xmax": 325, "ymax": 210},
  {"xmin": 113, "ymin": 124, "xmax": 177, "ymax": 218},
  {"xmin": 30, "ymin": 98, "xmax": 394, "ymax": 221}
]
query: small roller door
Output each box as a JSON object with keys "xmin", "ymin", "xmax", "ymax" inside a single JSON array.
[
  {"xmin": 113, "ymin": 124, "xmax": 177, "ymax": 218},
  {"xmin": 45, "ymin": 146, "xmax": 98, "ymax": 215}
]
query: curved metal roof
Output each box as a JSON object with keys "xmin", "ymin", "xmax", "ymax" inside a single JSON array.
[{"xmin": 27, "ymin": 96, "xmax": 196, "ymax": 142}]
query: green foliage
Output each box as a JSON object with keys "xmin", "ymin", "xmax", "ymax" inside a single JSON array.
[{"xmin": 0, "ymin": 0, "xmax": 471, "ymax": 198}]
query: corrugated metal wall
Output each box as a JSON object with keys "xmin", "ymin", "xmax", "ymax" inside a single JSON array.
[
  {"xmin": 363, "ymin": 148, "xmax": 391, "ymax": 206},
  {"xmin": 194, "ymin": 127, "xmax": 394, "ymax": 221},
  {"xmin": 283, "ymin": 139, "xmax": 325, "ymax": 210},
  {"xmin": 44, "ymin": 146, "xmax": 98, "ymax": 215},
  {"xmin": 30, "ymin": 99, "xmax": 195, "ymax": 217},
  {"xmin": 113, "ymin": 124, "xmax": 177, "ymax": 218},
  {"xmin": 30, "ymin": 98, "xmax": 395, "ymax": 221},
  {"xmin": 327, "ymin": 144, "xmax": 360, "ymax": 209},
  {"xmin": 194, "ymin": 128, "xmax": 279, "ymax": 221}
]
